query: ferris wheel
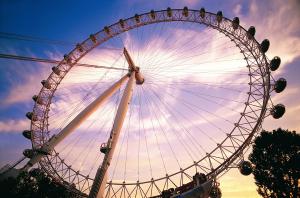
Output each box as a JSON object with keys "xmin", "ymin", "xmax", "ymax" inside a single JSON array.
[{"xmin": 19, "ymin": 7, "xmax": 286, "ymax": 198}]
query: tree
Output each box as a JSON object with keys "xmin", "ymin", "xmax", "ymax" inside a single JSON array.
[
  {"xmin": 0, "ymin": 168, "xmax": 81, "ymax": 198},
  {"xmin": 249, "ymin": 128, "xmax": 300, "ymax": 198}
]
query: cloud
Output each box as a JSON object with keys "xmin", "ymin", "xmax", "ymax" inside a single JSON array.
[
  {"xmin": 0, "ymin": 49, "xmax": 51, "ymax": 106},
  {"xmin": 233, "ymin": 3, "xmax": 242, "ymax": 15},
  {"xmin": 2, "ymin": 71, "xmax": 47, "ymax": 106},
  {"xmin": 239, "ymin": 0, "xmax": 300, "ymax": 66},
  {"xmin": 0, "ymin": 47, "xmax": 126, "ymax": 105},
  {"xmin": 0, "ymin": 119, "xmax": 29, "ymax": 133},
  {"xmin": 264, "ymin": 86, "xmax": 300, "ymax": 132}
]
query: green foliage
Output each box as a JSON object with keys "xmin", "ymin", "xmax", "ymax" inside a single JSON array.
[
  {"xmin": 0, "ymin": 168, "xmax": 76, "ymax": 198},
  {"xmin": 249, "ymin": 128, "xmax": 300, "ymax": 198}
]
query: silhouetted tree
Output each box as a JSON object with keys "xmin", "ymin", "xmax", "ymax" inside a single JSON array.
[
  {"xmin": 249, "ymin": 128, "xmax": 300, "ymax": 198},
  {"xmin": 0, "ymin": 168, "xmax": 79, "ymax": 198}
]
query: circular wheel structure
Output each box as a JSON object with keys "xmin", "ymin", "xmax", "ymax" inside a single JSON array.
[{"xmin": 24, "ymin": 7, "xmax": 286, "ymax": 197}]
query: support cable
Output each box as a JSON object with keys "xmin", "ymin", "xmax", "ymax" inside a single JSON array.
[{"xmin": 0, "ymin": 53, "xmax": 126, "ymax": 71}]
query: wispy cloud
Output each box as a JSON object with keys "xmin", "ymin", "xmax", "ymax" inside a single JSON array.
[
  {"xmin": 239, "ymin": 0, "xmax": 300, "ymax": 65},
  {"xmin": 0, "ymin": 119, "xmax": 29, "ymax": 133},
  {"xmin": 2, "ymin": 71, "xmax": 47, "ymax": 105}
]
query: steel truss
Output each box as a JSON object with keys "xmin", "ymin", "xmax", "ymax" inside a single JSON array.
[{"xmin": 28, "ymin": 8, "xmax": 278, "ymax": 197}]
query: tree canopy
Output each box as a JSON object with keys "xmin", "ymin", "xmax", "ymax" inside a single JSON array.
[
  {"xmin": 0, "ymin": 168, "xmax": 80, "ymax": 198},
  {"xmin": 249, "ymin": 128, "xmax": 300, "ymax": 198}
]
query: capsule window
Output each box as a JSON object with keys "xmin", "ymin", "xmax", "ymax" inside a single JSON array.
[
  {"xmin": 200, "ymin": 8, "xmax": 205, "ymax": 18},
  {"xmin": 183, "ymin": 7, "xmax": 189, "ymax": 17},
  {"xmin": 150, "ymin": 10, "xmax": 156, "ymax": 19}
]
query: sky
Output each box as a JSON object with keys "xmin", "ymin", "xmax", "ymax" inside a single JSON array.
[{"xmin": 0, "ymin": 0, "xmax": 300, "ymax": 197}]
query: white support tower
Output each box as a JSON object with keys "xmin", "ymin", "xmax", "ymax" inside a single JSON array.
[
  {"xmin": 88, "ymin": 48, "xmax": 143, "ymax": 198},
  {"xmin": 22, "ymin": 74, "xmax": 129, "ymax": 170},
  {"xmin": 88, "ymin": 71, "xmax": 136, "ymax": 198},
  {"xmin": 20, "ymin": 47, "xmax": 143, "ymax": 198}
]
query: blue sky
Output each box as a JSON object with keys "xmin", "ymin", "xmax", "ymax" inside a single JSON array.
[{"xmin": 1, "ymin": 0, "xmax": 300, "ymax": 197}]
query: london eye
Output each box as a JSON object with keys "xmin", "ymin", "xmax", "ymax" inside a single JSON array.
[{"xmin": 16, "ymin": 7, "xmax": 287, "ymax": 198}]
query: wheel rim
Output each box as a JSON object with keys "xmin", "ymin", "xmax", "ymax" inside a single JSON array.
[{"xmin": 29, "ymin": 8, "xmax": 272, "ymax": 196}]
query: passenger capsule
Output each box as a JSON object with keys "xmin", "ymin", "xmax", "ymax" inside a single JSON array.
[
  {"xmin": 270, "ymin": 56, "xmax": 281, "ymax": 71},
  {"xmin": 232, "ymin": 17, "xmax": 240, "ymax": 30},
  {"xmin": 183, "ymin": 6, "xmax": 189, "ymax": 17},
  {"xmin": 100, "ymin": 147, "xmax": 108, "ymax": 154},
  {"xmin": 247, "ymin": 26, "xmax": 256, "ymax": 39},
  {"xmin": 135, "ymin": 14, "xmax": 140, "ymax": 23},
  {"xmin": 167, "ymin": 7, "xmax": 172, "ymax": 17},
  {"xmin": 32, "ymin": 95, "xmax": 44, "ymax": 105},
  {"xmin": 26, "ymin": 112, "xmax": 38, "ymax": 121},
  {"xmin": 41, "ymin": 80, "xmax": 51, "ymax": 89},
  {"xmin": 32, "ymin": 95, "xmax": 38, "ymax": 102},
  {"xmin": 271, "ymin": 104, "xmax": 285, "ymax": 119},
  {"xmin": 64, "ymin": 54, "xmax": 72, "ymax": 64},
  {"xmin": 150, "ymin": 10, "xmax": 156, "ymax": 19},
  {"xmin": 104, "ymin": 26, "xmax": 110, "ymax": 35},
  {"xmin": 216, "ymin": 11, "xmax": 223, "ymax": 23},
  {"xmin": 135, "ymin": 68, "xmax": 144, "ymax": 85},
  {"xmin": 89, "ymin": 34, "xmax": 97, "ymax": 44},
  {"xmin": 52, "ymin": 66, "xmax": 60, "ymax": 76},
  {"xmin": 23, "ymin": 149, "xmax": 34, "ymax": 158},
  {"xmin": 22, "ymin": 130, "xmax": 32, "ymax": 139},
  {"xmin": 274, "ymin": 78, "xmax": 287, "ymax": 93},
  {"xmin": 119, "ymin": 19, "xmax": 125, "ymax": 28},
  {"xmin": 100, "ymin": 143, "xmax": 109, "ymax": 154},
  {"xmin": 239, "ymin": 161, "xmax": 253, "ymax": 176},
  {"xmin": 260, "ymin": 39, "xmax": 270, "ymax": 53},
  {"xmin": 200, "ymin": 8, "xmax": 205, "ymax": 18},
  {"xmin": 76, "ymin": 43, "xmax": 84, "ymax": 53}
]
